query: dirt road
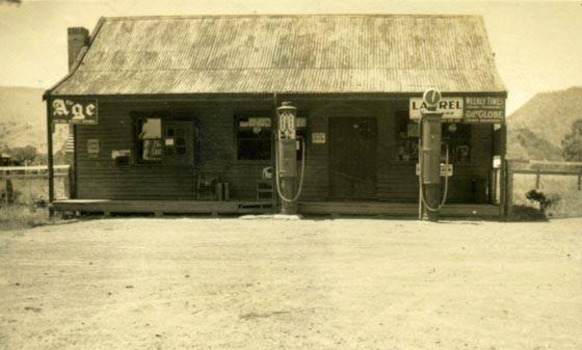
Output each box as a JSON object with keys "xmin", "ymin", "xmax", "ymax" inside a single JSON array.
[{"xmin": 1, "ymin": 217, "xmax": 581, "ymax": 350}]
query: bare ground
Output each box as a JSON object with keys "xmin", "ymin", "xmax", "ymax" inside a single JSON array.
[{"xmin": 0, "ymin": 217, "xmax": 581, "ymax": 350}]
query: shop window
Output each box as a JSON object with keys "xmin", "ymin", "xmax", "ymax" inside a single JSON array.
[
  {"xmin": 395, "ymin": 110, "xmax": 419, "ymax": 162},
  {"xmin": 236, "ymin": 114, "xmax": 273, "ymax": 160},
  {"xmin": 395, "ymin": 110, "xmax": 472, "ymax": 163},
  {"xmin": 135, "ymin": 117, "xmax": 163, "ymax": 163},
  {"xmin": 164, "ymin": 126, "xmax": 188, "ymax": 156},
  {"xmin": 235, "ymin": 113, "xmax": 308, "ymax": 161},
  {"xmin": 443, "ymin": 123, "xmax": 472, "ymax": 163}
]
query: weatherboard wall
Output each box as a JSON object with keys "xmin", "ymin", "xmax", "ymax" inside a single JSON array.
[{"xmin": 73, "ymin": 97, "xmax": 494, "ymax": 203}]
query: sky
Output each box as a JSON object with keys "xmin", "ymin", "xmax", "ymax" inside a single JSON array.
[{"xmin": 0, "ymin": 0, "xmax": 581, "ymax": 114}]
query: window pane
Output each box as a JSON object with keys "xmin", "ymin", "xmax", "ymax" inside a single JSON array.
[
  {"xmin": 140, "ymin": 118, "xmax": 162, "ymax": 139},
  {"xmin": 236, "ymin": 116, "xmax": 272, "ymax": 160},
  {"xmin": 443, "ymin": 124, "xmax": 471, "ymax": 163},
  {"xmin": 238, "ymin": 138, "xmax": 271, "ymax": 160},
  {"xmin": 142, "ymin": 139, "xmax": 163, "ymax": 161},
  {"xmin": 395, "ymin": 110, "xmax": 418, "ymax": 162},
  {"xmin": 136, "ymin": 117, "xmax": 163, "ymax": 163}
]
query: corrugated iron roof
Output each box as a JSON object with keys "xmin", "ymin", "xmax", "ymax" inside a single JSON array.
[{"xmin": 49, "ymin": 14, "xmax": 506, "ymax": 96}]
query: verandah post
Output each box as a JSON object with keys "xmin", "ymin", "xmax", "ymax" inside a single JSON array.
[
  {"xmin": 46, "ymin": 98, "xmax": 55, "ymax": 216},
  {"xmin": 498, "ymin": 122, "xmax": 507, "ymax": 218}
]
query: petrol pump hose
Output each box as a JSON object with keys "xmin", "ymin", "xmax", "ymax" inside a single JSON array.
[
  {"xmin": 418, "ymin": 120, "xmax": 451, "ymax": 212},
  {"xmin": 275, "ymin": 136, "xmax": 306, "ymax": 203}
]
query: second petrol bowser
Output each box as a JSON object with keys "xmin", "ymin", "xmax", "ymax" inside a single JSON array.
[{"xmin": 417, "ymin": 88, "xmax": 452, "ymax": 222}]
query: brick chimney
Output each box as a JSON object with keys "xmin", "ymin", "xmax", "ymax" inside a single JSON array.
[{"xmin": 67, "ymin": 27, "xmax": 89, "ymax": 71}]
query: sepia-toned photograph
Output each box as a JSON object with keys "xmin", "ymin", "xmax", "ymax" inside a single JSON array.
[{"xmin": 1, "ymin": 0, "xmax": 581, "ymax": 349}]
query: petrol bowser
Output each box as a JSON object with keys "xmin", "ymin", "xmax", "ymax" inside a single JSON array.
[
  {"xmin": 418, "ymin": 88, "xmax": 451, "ymax": 222},
  {"xmin": 275, "ymin": 101, "xmax": 306, "ymax": 215}
]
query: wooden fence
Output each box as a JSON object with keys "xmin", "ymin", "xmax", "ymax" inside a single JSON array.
[
  {"xmin": 0, "ymin": 165, "xmax": 71, "ymax": 201},
  {"xmin": 506, "ymin": 160, "xmax": 582, "ymax": 216}
]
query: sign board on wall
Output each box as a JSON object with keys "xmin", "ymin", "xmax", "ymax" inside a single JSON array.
[
  {"xmin": 312, "ymin": 132, "xmax": 326, "ymax": 144},
  {"xmin": 409, "ymin": 97, "xmax": 464, "ymax": 121},
  {"xmin": 111, "ymin": 149, "xmax": 131, "ymax": 159},
  {"xmin": 409, "ymin": 96, "xmax": 505, "ymax": 123},
  {"xmin": 52, "ymin": 98, "xmax": 98, "ymax": 125},
  {"xmin": 464, "ymin": 97, "xmax": 505, "ymax": 123},
  {"xmin": 238, "ymin": 118, "xmax": 306, "ymax": 128},
  {"xmin": 239, "ymin": 118, "xmax": 272, "ymax": 128}
]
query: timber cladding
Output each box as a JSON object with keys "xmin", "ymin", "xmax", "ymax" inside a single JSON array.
[{"xmin": 73, "ymin": 97, "xmax": 494, "ymax": 203}]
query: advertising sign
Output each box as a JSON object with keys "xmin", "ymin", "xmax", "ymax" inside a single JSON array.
[
  {"xmin": 409, "ymin": 96, "xmax": 505, "ymax": 123},
  {"xmin": 52, "ymin": 98, "xmax": 98, "ymax": 125},
  {"xmin": 312, "ymin": 132, "xmax": 326, "ymax": 144},
  {"xmin": 464, "ymin": 97, "xmax": 505, "ymax": 123},
  {"xmin": 111, "ymin": 149, "xmax": 131, "ymax": 159},
  {"xmin": 409, "ymin": 97, "xmax": 464, "ymax": 120}
]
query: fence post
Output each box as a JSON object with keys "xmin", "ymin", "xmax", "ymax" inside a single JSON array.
[
  {"xmin": 578, "ymin": 169, "xmax": 581, "ymax": 191},
  {"xmin": 499, "ymin": 161, "xmax": 505, "ymax": 217},
  {"xmin": 535, "ymin": 168, "xmax": 541, "ymax": 190},
  {"xmin": 506, "ymin": 161, "xmax": 513, "ymax": 219},
  {"xmin": 46, "ymin": 100, "xmax": 55, "ymax": 216}
]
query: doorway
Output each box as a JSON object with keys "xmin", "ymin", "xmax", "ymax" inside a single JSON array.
[{"xmin": 329, "ymin": 117, "xmax": 377, "ymax": 199}]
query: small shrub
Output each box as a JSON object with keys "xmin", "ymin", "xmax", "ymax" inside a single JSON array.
[{"xmin": 525, "ymin": 189, "xmax": 561, "ymax": 214}]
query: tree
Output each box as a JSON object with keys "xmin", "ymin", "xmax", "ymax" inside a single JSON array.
[
  {"xmin": 8, "ymin": 145, "xmax": 38, "ymax": 165},
  {"xmin": 561, "ymin": 119, "xmax": 582, "ymax": 162},
  {"xmin": 1, "ymin": 0, "xmax": 23, "ymax": 6}
]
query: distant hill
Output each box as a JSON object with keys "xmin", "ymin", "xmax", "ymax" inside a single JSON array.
[
  {"xmin": 0, "ymin": 86, "xmax": 68, "ymax": 155},
  {"xmin": 507, "ymin": 87, "xmax": 582, "ymax": 161}
]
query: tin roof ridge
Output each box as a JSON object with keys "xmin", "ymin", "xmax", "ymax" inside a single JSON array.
[{"xmin": 103, "ymin": 13, "xmax": 483, "ymax": 21}]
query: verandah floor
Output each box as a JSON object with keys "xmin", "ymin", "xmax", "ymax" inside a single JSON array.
[{"xmin": 52, "ymin": 199, "xmax": 501, "ymax": 218}]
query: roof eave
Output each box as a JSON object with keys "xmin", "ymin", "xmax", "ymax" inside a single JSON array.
[{"xmin": 45, "ymin": 90, "xmax": 508, "ymax": 101}]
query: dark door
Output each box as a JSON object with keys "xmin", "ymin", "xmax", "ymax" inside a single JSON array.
[{"xmin": 329, "ymin": 117, "xmax": 377, "ymax": 199}]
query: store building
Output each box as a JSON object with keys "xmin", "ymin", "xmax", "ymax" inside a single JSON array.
[{"xmin": 45, "ymin": 14, "xmax": 509, "ymax": 217}]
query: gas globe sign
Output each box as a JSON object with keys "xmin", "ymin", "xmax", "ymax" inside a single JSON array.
[{"xmin": 51, "ymin": 98, "xmax": 98, "ymax": 125}]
